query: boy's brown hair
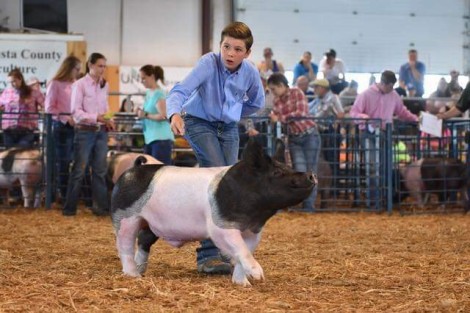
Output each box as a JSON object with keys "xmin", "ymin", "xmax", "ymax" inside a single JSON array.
[{"xmin": 220, "ymin": 21, "xmax": 254, "ymax": 50}]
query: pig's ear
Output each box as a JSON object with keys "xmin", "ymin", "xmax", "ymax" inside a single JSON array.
[
  {"xmin": 272, "ymin": 138, "xmax": 286, "ymax": 163},
  {"xmin": 242, "ymin": 138, "xmax": 269, "ymax": 169}
]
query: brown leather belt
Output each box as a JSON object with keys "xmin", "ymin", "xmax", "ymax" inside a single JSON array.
[
  {"xmin": 75, "ymin": 124, "xmax": 106, "ymax": 132},
  {"xmin": 290, "ymin": 126, "xmax": 316, "ymax": 137}
]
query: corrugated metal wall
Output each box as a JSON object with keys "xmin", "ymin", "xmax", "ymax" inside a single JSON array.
[{"xmin": 236, "ymin": 0, "xmax": 468, "ymax": 74}]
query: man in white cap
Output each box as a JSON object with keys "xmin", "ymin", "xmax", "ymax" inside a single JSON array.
[{"xmin": 309, "ymin": 78, "xmax": 344, "ymax": 191}]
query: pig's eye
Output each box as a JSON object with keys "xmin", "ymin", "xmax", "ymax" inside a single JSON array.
[{"xmin": 272, "ymin": 169, "xmax": 283, "ymax": 178}]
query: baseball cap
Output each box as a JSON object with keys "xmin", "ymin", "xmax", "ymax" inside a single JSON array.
[
  {"xmin": 325, "ymin": 49, "xmax": 337, "ymax": 58},
  {"xmin": 26, "ymin": 76, "xmax": 40, "ymax": 86},
  {"xmin": 312, "ymin": 78, "xmax": 330, "ymax": 88}
]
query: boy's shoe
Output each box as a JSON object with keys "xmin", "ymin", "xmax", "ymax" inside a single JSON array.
[
  {"xmin": 62, "ymin": 210, "xmax": 76, "ymax": 216},
  {"xmin": 197, "ymin": 258, "xmax": 232, "ymax": 275},
  {"xmin": 90, "ymin": 207, "xmax": 109, "ymax": 217}
]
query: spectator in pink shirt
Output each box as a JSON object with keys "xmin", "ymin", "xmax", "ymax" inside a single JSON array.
[
  {"xmin": 350, "ymin": 70, "xmax": 418, "ymax": 128},
  {"xmin": 45, "ymin": 55, "xmax": 82, "ymax": 202},
  {"xmin": 350, "ymin": 70, "xmax": 418, "ymax": 210},
  {"xmin": 62, "ymin": 52, "xmax": 115, "ymax": 217},
  {"xmin": 0, "ymin": 68, "xmax": 44, "ymax": 148}
]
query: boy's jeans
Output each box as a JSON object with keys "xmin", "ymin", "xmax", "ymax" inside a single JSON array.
[{"xmin": 183, "ymin": 114, "xmax": 239, "ymax": 265}]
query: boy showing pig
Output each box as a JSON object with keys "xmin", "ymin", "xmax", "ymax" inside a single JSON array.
[{"xmin": 166, "ymin": 22, "xmax": 265, "ymax": 274}]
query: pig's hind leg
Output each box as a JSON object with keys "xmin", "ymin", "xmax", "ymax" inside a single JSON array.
[
  {"xmin": 116, "ymin": 215, "xmax": 145, "ymax": 277},
  {"xmin": 135, "ymin": 227, "xmax": 159, "ymax": 274}
]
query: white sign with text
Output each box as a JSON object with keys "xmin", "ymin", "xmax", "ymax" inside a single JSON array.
[
  {"xmin": 118, "ymin": 66, "xmax": 193, "ymax": 111},
  {"xmin": 0, "ymin": 40, "xmax": 67, "ymax": 91}
]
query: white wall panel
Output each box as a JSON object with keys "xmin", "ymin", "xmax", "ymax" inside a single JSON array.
[
  {"xmin": 236, "ymin": 0, "xmax": 467, "ymax": 74},
  {"xmin": 67, "ymin": 0, "xmax": 121, "ymax": 64},
  {"xmin": 0, "ymin": 0, "xmax": 21, "ymax": 30},
  {"xmin": 68, "ymin": 0, "xmax": 121, "ymax": 64},
  {"xmin": 212, "ymin": 0, "xmax": 232, "ymax": 52},
  {"xmin": 121, "ymin": 0, "xmax": 201, "ymax": 67}
]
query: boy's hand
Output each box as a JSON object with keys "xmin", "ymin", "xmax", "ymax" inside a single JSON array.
[{"xmin": 170, "ymin": 114, "xmax": 185, "ymax": 136}]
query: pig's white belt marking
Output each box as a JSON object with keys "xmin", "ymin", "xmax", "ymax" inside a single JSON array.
[{"xmin": 208, "ymin": 167, "xmax": 240, "ymax": 229}]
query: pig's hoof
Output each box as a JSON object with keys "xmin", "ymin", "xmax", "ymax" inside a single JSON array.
[
  {"xmin": 136, "ymin": 262, "xmax": 148, "ymax": 275},
  {"xmin": 232, "ymin": 264, "xmax": 251, "ymax": 286},
  {"xmin": 232, "ymin": 275, "xmax": 251, "ymax": 287},
  {"xmin": 134, "ymin": 250, "xmax": 149, "ymax": 274},
  {"xmin": 123, "ymin": 270, "xmax": 141, "ymax": 278},
  {"xmin": 246, "ymin": 262, "xmax": 264, "ymax": 281}
]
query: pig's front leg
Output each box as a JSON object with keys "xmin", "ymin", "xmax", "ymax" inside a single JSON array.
[
  {"xmin": 116, "ymin": 216, "xmax": 144, "ymax": 277},
  {"xmin": 210, "ymin": 228, "xmax": 264, "ymax": 286},
  {"xmin": 231, "ymin": 230, "xmax": 263, "ymax": 286},
  {"xmin": 21, "ymin": 184, "xmax": 35, "ymax": 208}
]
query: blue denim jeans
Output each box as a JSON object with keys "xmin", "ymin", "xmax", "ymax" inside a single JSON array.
[
  {"xmin": 144, "ymin": 140, "xmax": 174, "ymax": 165},
  {"xmin": 52, "ymin": 121, "xmax": 75, "ymax": 199},
  {"xmin": 63, "ymin": 129, "xmax": 109, "ymax": 214},
  {"xmin": 3, "ymin": 128, "xmax": 35, "ymax": 148},
  {"xmin": 183, "ymin": 114, "xmax": 239, "ymax": 264},
  {"xmin": 360, "ymin": 130, "xmax": 382, "ymax": 210},
  {"xmin": 288, "ymin": 128, "xmax": 321, "ymax": 211}
]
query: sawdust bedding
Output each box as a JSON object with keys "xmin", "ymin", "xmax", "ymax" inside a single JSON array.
[{"xmin": 0, "ymin": 207, "xmax": 469, "ymax": 312}]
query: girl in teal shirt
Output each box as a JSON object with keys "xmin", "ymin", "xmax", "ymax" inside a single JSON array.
[{"xmin": 137, "ymin": 65, "xmax": 174, "ymax": 164}]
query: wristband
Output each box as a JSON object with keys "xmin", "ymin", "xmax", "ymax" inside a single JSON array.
[{"xmin": 145, "ymin": 112, "xmax": 148, "ymax": 118}]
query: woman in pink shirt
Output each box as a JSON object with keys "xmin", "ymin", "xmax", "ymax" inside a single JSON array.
[
  {"xmin": 0, "ymin": 68, "xmax": 44, "ymax": 148},
  {"xmin": 45, "ymin": 55, "xmax": 82, "ymax": 202},
  {"xmin": 62, "ymin": 53, "xmax": 115, "ymax": 217}
]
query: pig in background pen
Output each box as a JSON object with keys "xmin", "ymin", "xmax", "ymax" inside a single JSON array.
[
  {"xmin": 0, "ymin": 148, "xmax": 43, "ymax": 208},
  {"xmin": 393, "ymin": 157, "xmax": 469, "ymax": 213}
]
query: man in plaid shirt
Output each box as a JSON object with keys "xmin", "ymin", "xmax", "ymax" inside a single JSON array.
[{"xmin": 268, "ymin": 73, "xmax": 320, "ymax": 212}]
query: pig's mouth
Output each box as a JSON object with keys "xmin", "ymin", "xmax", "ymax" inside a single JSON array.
[
  {"xmin": 292, "ymin": 173, "xmax": 317, "ymax": 189},
  {"xmin": 292, "ymin": 180, "xmax": 316, "ymax": 190}
]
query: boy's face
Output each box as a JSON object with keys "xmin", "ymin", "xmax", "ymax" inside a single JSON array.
[
  {"xmin": 378, "ymin": 82, "xmax": 394, "ymax": 94},
  {"xmin": 220, "ymin": 36, "xmax": 250, "ymax": 71},
  {"xmin": 268, "ymin": 83, "xmax": 288, "ymax": 97}
]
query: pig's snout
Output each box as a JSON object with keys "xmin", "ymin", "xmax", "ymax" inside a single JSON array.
[{"xmin": 307, "ymin": 172, "xmax": 318, "ymax": 186}]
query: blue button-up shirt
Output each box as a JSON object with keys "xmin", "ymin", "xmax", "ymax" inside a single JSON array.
[
  {"xmin": 399, "ymin": 61, "xmax": 426, "ymax": 96},
  {"xmin": 166, "ymin": 52, "xmax": 265, "ymax": 123}
]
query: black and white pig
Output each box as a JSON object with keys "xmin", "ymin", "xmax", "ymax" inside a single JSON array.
[
  {"xmin": 0, "ymin": 148, "xmax": 42, "ymax": 208},
  {"xmin": 111, "ymin": 139, "xmax": 317, "ymax": 286},
  {"xmin": 396, "ymin": 157, "xmax": 469, "ymax": 211}
]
